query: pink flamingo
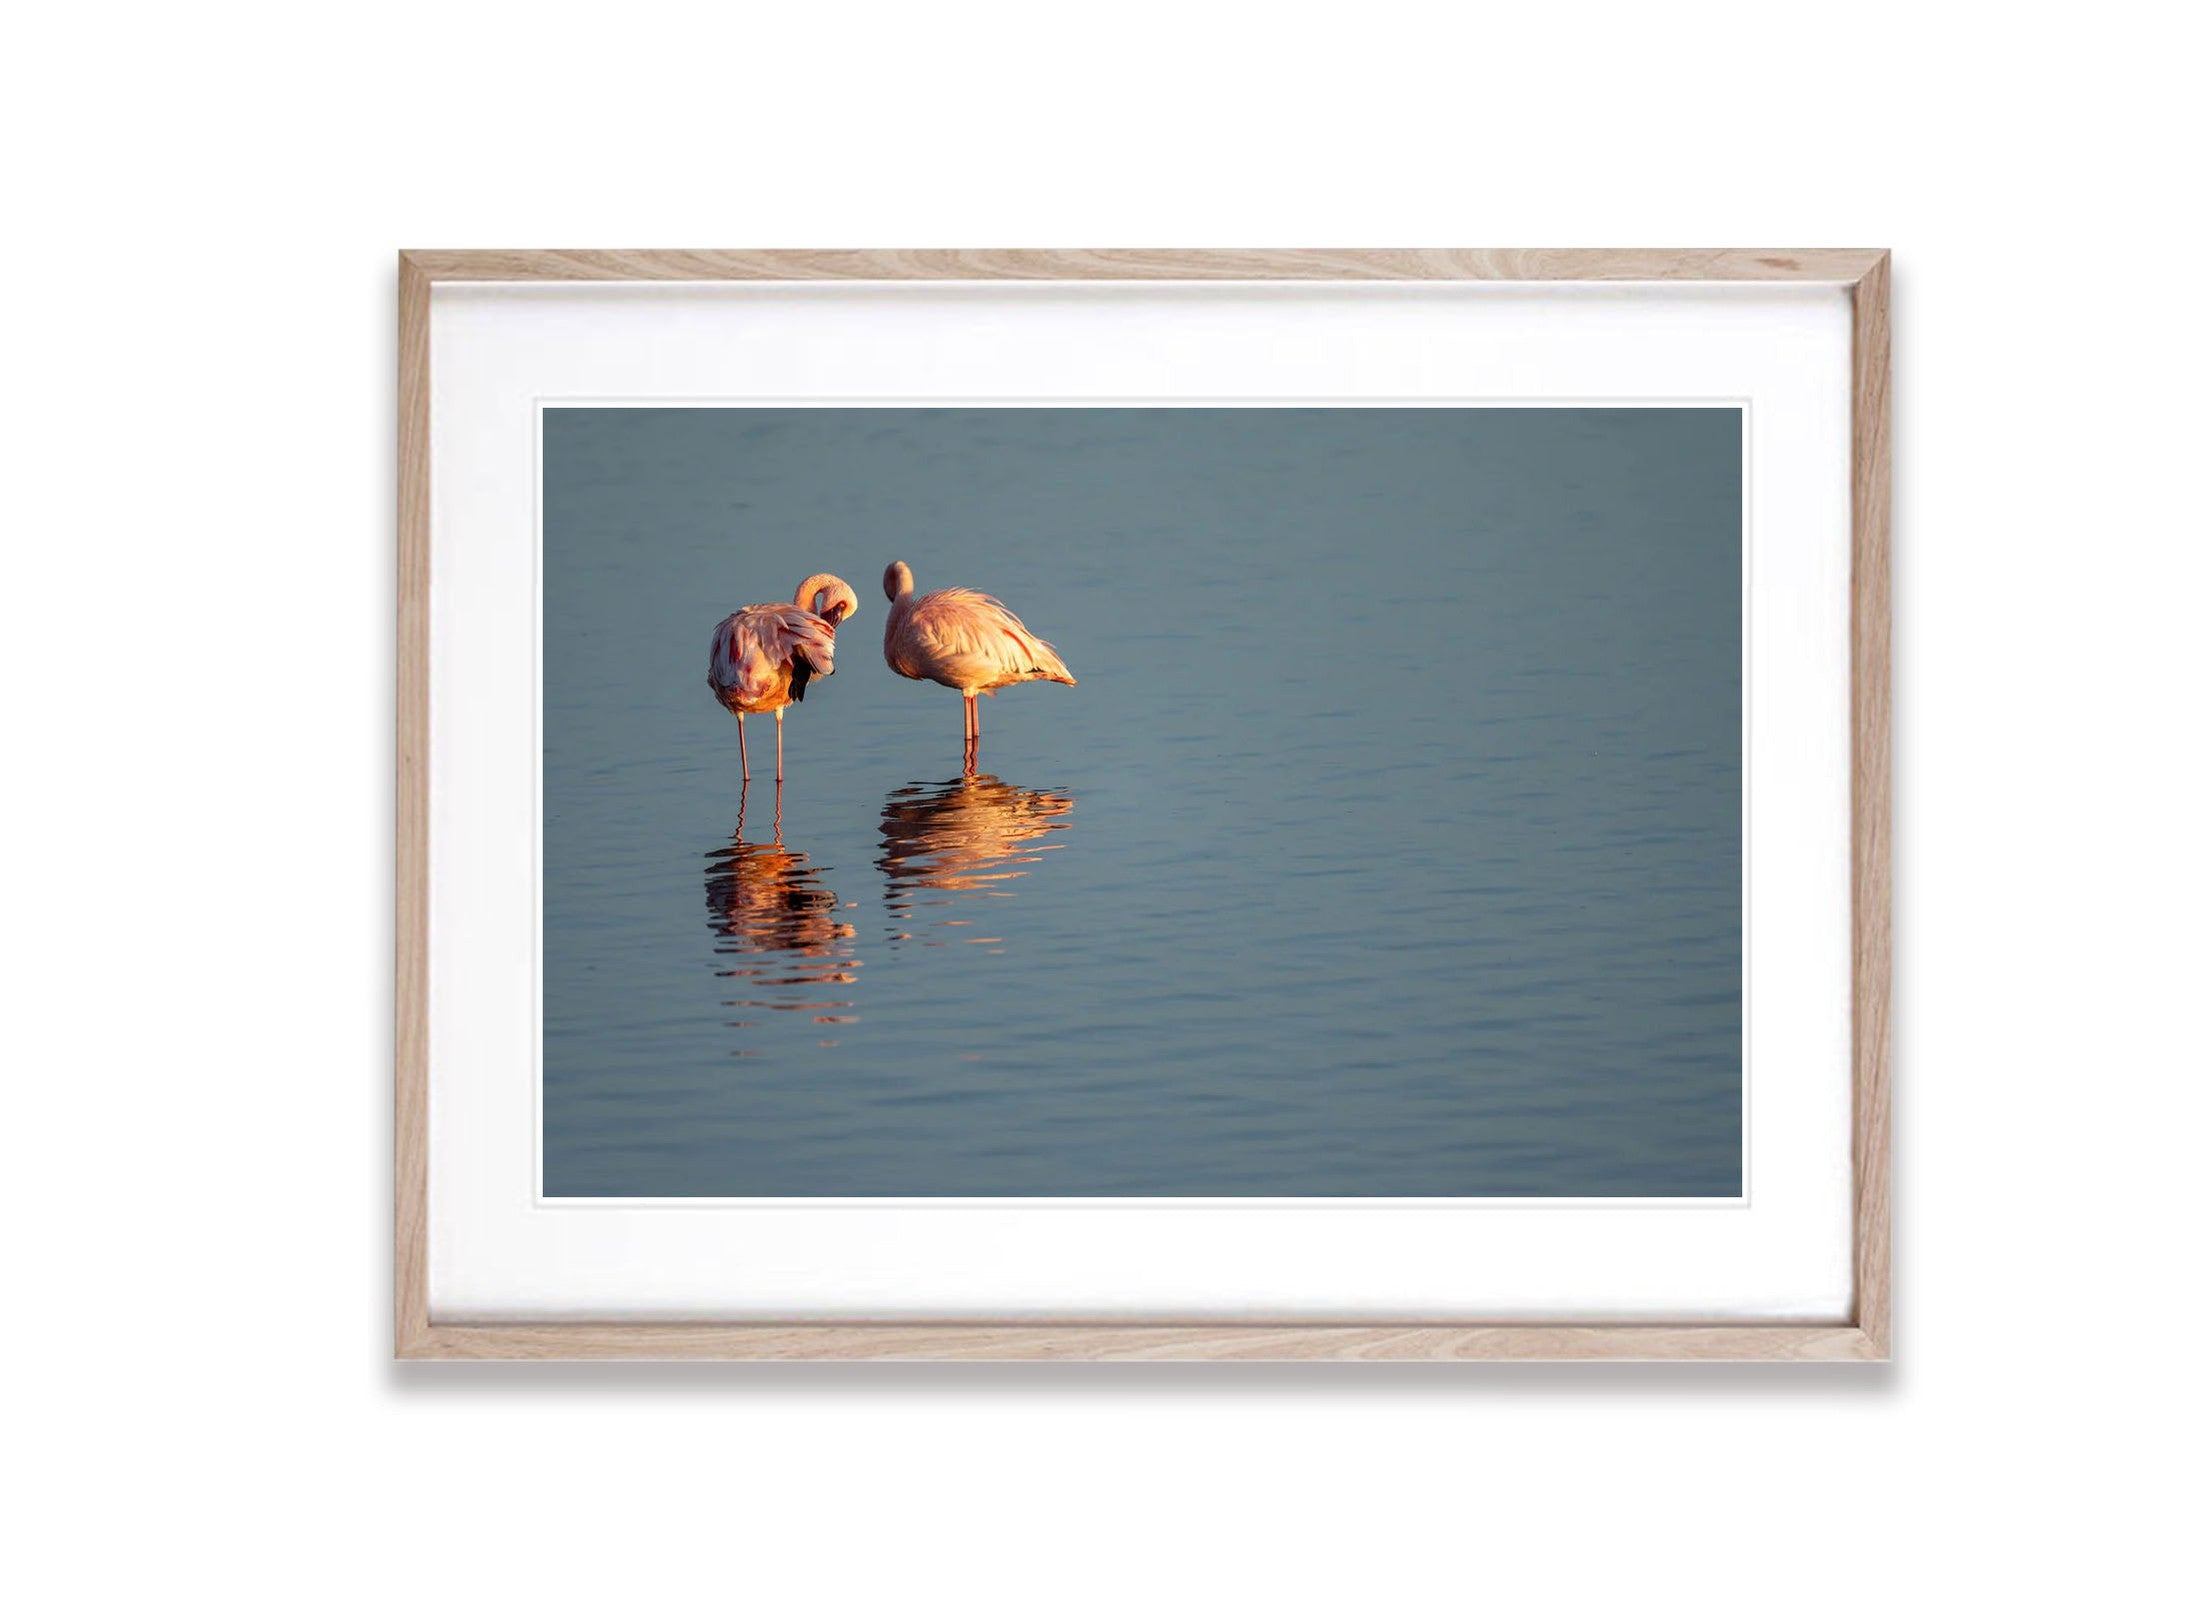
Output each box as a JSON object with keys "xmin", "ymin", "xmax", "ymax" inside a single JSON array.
[
  {"xmin": 707, "ymin": 573, "xmax": 858, "ymax": 785},
  {"xmin": 881, "ymin": 560, "xmax": 1076, "ymax": 758}
]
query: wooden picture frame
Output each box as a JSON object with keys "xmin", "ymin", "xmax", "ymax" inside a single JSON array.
[{"xmin": 397, "ymin": 249, "xmax": 1890, "ymax": 1360}]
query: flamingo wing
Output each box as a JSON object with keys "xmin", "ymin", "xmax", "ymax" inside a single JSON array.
[
  {"xmin": 890, "ymin": 588, "xmax": 1075, "ymax": 690},
  {"xmin": 710, "ymin": 602, "xmax": 838, "ymax": 706}
]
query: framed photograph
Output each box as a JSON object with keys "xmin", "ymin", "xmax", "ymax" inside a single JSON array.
[{"xmin": 398, "ymin": 249, "xmax": 1889, "ymax": 1359}]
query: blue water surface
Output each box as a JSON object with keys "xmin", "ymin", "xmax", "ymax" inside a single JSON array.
[{"xmin": 543, "ymin": 407, "xmax": 1741, "ymax": 1197}]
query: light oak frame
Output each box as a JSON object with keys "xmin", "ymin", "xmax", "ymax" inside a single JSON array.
[{"xmin": 397, "ymin": 249, "xmax": 1891, "ymax": 1360}]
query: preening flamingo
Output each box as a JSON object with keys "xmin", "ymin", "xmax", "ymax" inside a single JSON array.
[
  {"xmin": 707, "ymin": 573, "xmax": 858, "ymax": 785},
  {"xmin": 881, "ymin": 560, "xmax": 1076, "ymax": 761}
]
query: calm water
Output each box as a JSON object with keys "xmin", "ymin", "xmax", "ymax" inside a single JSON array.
[{"xmin": 544, "ymin": 407, "xmax": 1741, "ymax": 1197}]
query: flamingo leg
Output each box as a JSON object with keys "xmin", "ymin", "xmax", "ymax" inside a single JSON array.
[
  {"xmin": 774, "ymin": 709, "xmax": 785, "ymax": 786},
  {"xmin": 736, "ymin": 713, "xmax": 749, "ymax": 783}
]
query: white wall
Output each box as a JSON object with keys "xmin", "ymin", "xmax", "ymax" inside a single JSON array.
[{"xmin": 9, "ymin": 3, "xmax": 2191, "ymax": 1594}]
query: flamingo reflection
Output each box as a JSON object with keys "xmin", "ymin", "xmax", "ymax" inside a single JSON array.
[
  {"xmin": 703, "ymin": 789, "xmax": 860, "ymax": 1039},
  {"xmin": 876, "ymin": 774, "xmax": 1075, "ymax": 948}
]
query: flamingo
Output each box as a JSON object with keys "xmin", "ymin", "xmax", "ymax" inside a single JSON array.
[
  {"xmin": 707, "ymin": 573, "xmax": 858, "ymax": 785},
  {"xmin": 881, "ymin": 560, "xmax": 1076, "ymax": 761}
]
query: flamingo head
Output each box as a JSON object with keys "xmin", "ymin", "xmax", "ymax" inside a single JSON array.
[
  {"xmin": 794, "ymin": 573, "xmax": 859, "ymax": 628},
  {"xmin": 883, "ymin": 560, "xmax": 915, "ymax": 603}
]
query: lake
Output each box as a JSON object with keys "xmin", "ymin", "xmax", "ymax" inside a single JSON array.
[{"xmin": 543, "ymin": 406, "xmax": 1742, "ymax": 1197}]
